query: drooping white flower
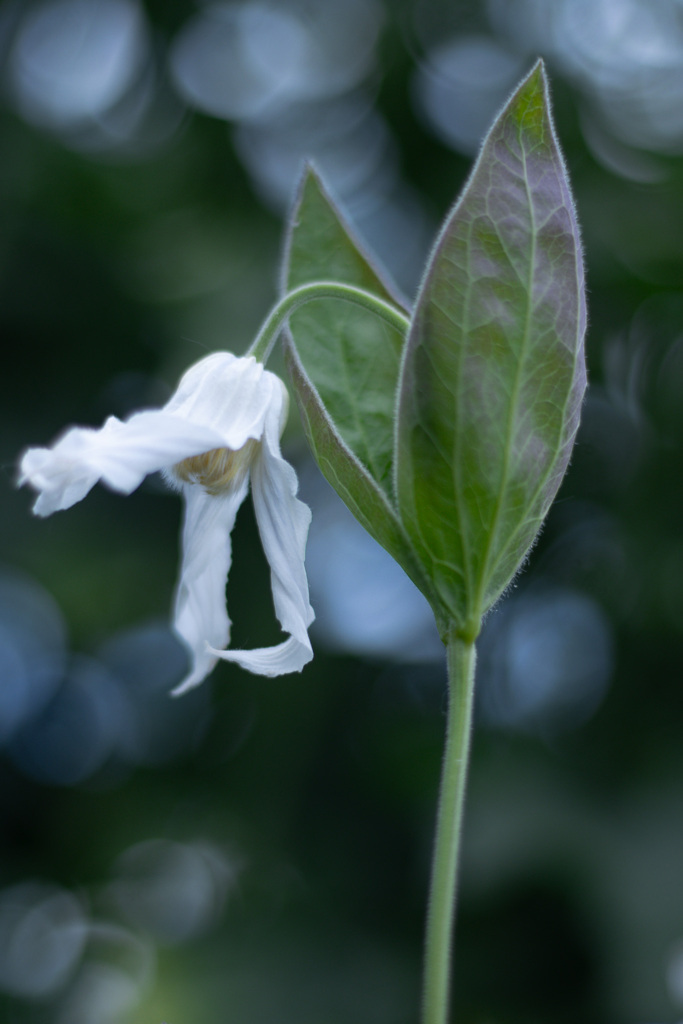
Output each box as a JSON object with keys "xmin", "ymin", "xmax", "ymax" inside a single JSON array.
[{"xmin": 19, "ymin": 352, "xmax": 314, "ymax": 695}]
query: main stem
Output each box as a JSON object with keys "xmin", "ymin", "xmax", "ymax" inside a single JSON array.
[
  {"xmin": 248, "ymin": 281, "xmax": 410, "ymax": 363},
  {"xmin": 422, "ymin": 635, "xmax": 477, "ymax": 1024}
]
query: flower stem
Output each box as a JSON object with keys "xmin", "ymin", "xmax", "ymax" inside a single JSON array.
[
  {"xmin": 248, "ymin": 281, "xmax": 410, "ymax": 363},
  {"xmin": 422, "ymin": 635, "xmax": 478, "ymax": 1024}
]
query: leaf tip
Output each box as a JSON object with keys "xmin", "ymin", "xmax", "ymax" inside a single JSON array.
[
  {"xmin": 290, "ymin": 160, "xmax": 319, "ymax": 212},
  {"xmin": 499, "ymin": 55, "xmax": 555, "ymax": 143},
  {"xmin": 515, "ymin": 56, "xmax": 548, "ymax": 96},
  {"xmin": 300, "ymin": 159, "xmax": 323, "ymax": 189}
]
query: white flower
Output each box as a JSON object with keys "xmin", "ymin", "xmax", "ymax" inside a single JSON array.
[{"xmin": 19, "ymin": 352, "xmax": 314, "ymax": 695}]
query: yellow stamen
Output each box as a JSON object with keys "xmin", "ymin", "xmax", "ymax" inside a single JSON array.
[{"xmin": 173, "ymin": 439, "xmax": 259, "ymax": 496}]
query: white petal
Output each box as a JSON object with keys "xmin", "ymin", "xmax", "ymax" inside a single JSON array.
[
  {"xmin": 252, "ymin": 381, "xmax": 314, "ymax": 643},
  {"xmin": 171, "ymin": 482, "xmax": 248, "ymax": 696},
  {"xmin": 20, "ymin": 411, "xmax": 226, "ymax": 516},
  {"xmin": 209, "ymin": 381, "xmax": 314, "ymax": 678},
  {"xmin": 164, "ymin": 352, "xmax": 279, "ymax": 450},
  {"xmin": 20, "ymin": 442, "xmax": 101, "ymax": 517},
  {"xmin": 209, "ymin": 635, "xmax": 313, "ymax": 677}
]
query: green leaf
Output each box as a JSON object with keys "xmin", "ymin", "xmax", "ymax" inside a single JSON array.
[
  {"xmin": 282, "ymin": 167, "xmax": 446, "ymax": 625},
  {"xmin": 285, "ymin": 346, "xmax": 445, "ymax": 627},
  {"xmin": 282, "ymin": 165, "xmax": 408, "ymax": 497},
  {"xmin": 395, "ymin": 60, "xmax": 587, "ymax": 636}
]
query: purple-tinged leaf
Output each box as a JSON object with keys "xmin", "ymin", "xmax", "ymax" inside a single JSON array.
[{"xmin": 396, "ymin": 60, "xmax": 587, "ymax": 636}]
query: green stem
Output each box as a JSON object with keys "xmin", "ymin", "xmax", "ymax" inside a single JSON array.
[
  {"xmin": 248, "ymin": 281, "xmax": 410, "ymax": 363},
  {"xmin": 422, "ymin": 635, "xmax": 478, "ymax": 1024}
]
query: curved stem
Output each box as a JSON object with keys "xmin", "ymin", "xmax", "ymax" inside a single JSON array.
[
  {"xmin": 248, "ymin": 281, "xmax": 410, "ymax": 363},
  {"xmin": 422, "ymin": 635, "xmax": 478, "ymax": 1024}
]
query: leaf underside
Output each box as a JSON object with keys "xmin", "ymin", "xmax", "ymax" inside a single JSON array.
[{"xmin": 396, "ymin": 60, "xmax": 587, "ymax": 632}]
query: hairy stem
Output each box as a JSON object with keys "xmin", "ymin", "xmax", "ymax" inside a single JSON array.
[{"xmin": 422, "ymin": 635, "xmax": 477, "ymax": 1024}]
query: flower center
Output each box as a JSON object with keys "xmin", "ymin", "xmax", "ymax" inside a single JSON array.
[{"xmin": 173, "ymin": 439, "xmax": 259, "ymax": 496}]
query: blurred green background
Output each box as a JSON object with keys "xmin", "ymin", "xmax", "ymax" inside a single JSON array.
[{"xmin": 2, "ymin": 1, "xmax": 683, "ymax": 1022}]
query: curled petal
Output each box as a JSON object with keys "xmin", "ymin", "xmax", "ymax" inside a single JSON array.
[
  {"xmin": 208, "ymin": 382, "xmax": 314, "ymax": 677},
  {"xmin": 20, "ymin": 412, "xmax": 226, "ymax": 516},
  {"xmin": 164, "ymin": 352, "xmax": 276, "ymax": 450},
  {"xmin": 171, "ymin": 484, "xmax": 248, "ymax": 696},
  {"xmin": 209, "ymin": 635, "xmax": 313, "ymax": 677},
  {"xmin": 20, "ymin": 440, "xmax": 101, "ymax": 517},
  {"xmin": 253, "ymin": 388, "xmax": 314, "ymax": 643}
]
